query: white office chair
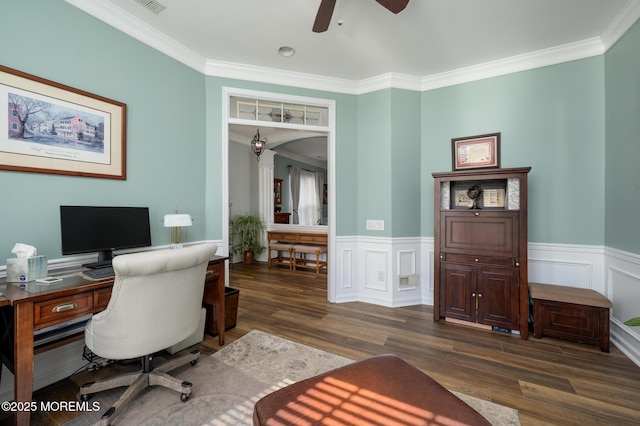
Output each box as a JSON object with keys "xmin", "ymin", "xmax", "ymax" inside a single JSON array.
[{"xmin": 79, "ymin": 243, "xmax": 217, "ymax": 425}]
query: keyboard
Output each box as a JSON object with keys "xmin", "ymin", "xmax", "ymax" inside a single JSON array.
[{"xmin": 84, "ymin": 267, "xmax": 115, "ymax": 279}]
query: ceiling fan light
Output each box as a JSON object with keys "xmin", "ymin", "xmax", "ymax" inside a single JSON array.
[{"xmin": 278, "ymin": 46, "xmax": 295, "ymax": 57}]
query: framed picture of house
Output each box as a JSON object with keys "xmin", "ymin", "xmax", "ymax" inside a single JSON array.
[
  {"xmin": 0, "ymin": 65, "xmax": 126, "ymax": 179},
  {"xmin": 452, "ymin": 132, "xmax": 500, "ymax": 171}
]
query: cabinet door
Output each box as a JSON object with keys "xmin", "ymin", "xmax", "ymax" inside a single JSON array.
[
  {"xmin": 477, "ymin": 267, "xmax": 519, "ymax": 329},
  {"xmin": 441, "ymin": 262, "xmax": 476, "ymax": 323},
  {"xmin": 441, "ymin": 211, "xmax": 518, "ymax": 258}
]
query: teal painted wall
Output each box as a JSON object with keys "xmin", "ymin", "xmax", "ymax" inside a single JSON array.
[
  {"xmin": 0, "ymin": 0, "xmax": 207, "ymax": 260},
  {"xmin": 605, "ymin": 19, "xmax": 640, "ymax": 253},
  {"xmin": 354, "ymin": 88, "xmax": 421, "ymax": 238},
  {"xmin": 357, "ymin": 90, "xmax": 392, "ymax": 235},
  {"xmin": 0, "ymin": 0, "xmax": 624, "ymax": 264},
  {"xmin": 391, "ymin": 89, "xmax": 422, "ymax": 237},
  {"xmin": 421, "ymin": 58, "xmax": 605, "ymax": 244}
]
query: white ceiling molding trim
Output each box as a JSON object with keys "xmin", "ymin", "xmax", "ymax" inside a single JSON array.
[
  {"xmin": 421, "ymin": 37, "xmax": 606, "ymax": 92},
  {"xmin": 601, "ymin": 0, "xmax": 640, "ymax": 49},
  {"xmin": 356, "ymin": 73, "xmax": 423, "ymax": 95},
  {"xmin": 205, "ymin": 59, "xmax": 359, "ymax": 95},
  {"xmin": 66, "ymin": 0, "xmax": 640, "ymax": 95}
]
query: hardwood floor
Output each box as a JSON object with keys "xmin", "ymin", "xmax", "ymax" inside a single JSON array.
[{"xmin": 8, "ymin": 262, "xmax": 640, "ymax": 425}]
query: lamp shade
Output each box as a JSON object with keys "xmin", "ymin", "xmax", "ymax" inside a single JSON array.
[{"xmin": 163, "ymin": 214, "xmax": 192, "ymax": 227}]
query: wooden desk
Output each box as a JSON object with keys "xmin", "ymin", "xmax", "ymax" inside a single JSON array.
[{"xmin": 0, "ymin": 255, "xmax": 227, "ymax": 426}]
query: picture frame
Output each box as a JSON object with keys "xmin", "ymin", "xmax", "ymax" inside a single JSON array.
[
  {"xmin": 452, "ymin": 132, "xmax": 500, "ymax": 171},
  {"xmin": 1, "ymin": 65, "xmax": 126, "ymax": 179}
]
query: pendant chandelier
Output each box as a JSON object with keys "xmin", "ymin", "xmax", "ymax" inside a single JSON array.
[{"xmin": 251, "ymin": 128, "xmax": 267, "ymax": 160}]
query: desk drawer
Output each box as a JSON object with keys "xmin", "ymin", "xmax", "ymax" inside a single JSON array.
[
  {"xmin": 206, "ymin": 260, "xmax": 222, "ymax": 282},
  {"xmin": 268, "ymin": 232, "xmax": 296, "ymax": 242},
  {"xmin": 34, "ymin": 293, "xmax": 93, "ymax": 328},
  {"xmin": 94, "ymin": 288, "xmax": 112, "ymax": 311},
  {"xmin": 297, "ymin": 234, "xmax": 327, "ymax": 244}
]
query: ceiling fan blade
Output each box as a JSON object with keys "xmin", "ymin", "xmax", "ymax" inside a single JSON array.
[
  {"xmin": 313, "ymin": 0, "xmax": 337, "ymax": 33},
  {"xmin": 375, "ymin": 0, "xmax": 409, "ymax": 14}
]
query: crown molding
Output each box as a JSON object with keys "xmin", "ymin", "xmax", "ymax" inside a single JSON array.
[
  {"xmin": 420, "ymin": 37, "xmax": 606, "ymax": 91},
  {"xmin": 602, "ymin": 0, "xmax": 640, "ymax": 49},
  {"xmin": 66, "ymin": 0, "xmax": 640, "ymax": 95},
  {"xmin": 204, "ymin": 59, "xmax": 359, "ymax": 94}
]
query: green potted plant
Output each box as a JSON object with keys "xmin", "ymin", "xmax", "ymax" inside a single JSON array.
[
  {"xmin": 624, "ymin": 317, "xmax": 640, "ymax": 326},
  {"xmin": 231, "ymin": 214, "xmax": 265, "ymax": 264}
]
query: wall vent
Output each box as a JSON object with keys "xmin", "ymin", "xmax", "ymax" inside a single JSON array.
[
  {"xmin": 399, "ymin": 275, "xmax": 419, "ymax": 289},
  {"xmin": 134, "ymin": 0, "xmax": 167, "ymax": 14}
]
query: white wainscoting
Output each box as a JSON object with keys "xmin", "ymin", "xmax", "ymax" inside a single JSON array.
[
  {"xmin": 335, "ymin": 236, "xmax": 426, "ymax": 307},
  {"xmin": 606, "ymin": 247, "xmax": 640, "ymax": 367},
  {"xmin": 528, "ymin": 242, "xmax": 606, "ymax": 293},
  {"xmin": 334, "ymin": 236, "xmax": 640, "ymax": 366},
  {"xmin": 335, "ymin": 238, "xmax": 609, "ymax": 307}
]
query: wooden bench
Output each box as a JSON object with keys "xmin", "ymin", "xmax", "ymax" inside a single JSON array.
[
  {"xmin": 293, "ymin": 244, "xmax": 327, "ymax": 274},
  {"xmin": 529, "ymin": 282, "xmax": 612, "ymax": 352},
  {"xmin": 267, "ymin": 231, "xmax": 328, "ymax": 274}
]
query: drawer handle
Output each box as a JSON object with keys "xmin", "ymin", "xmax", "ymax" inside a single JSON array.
[
  {"xmin": 52, "ymin": 302, "xmax": 78, "ymax": 313},
  {"xmin": 206, "ymin": 270, "xmax": 215, "ymax": 275},
  {"xmin": 475, "ymin": 258, "xmax": 479, "ymax": 262},
  {"xmin": 475, "ymin": 212, "xmax": 479, "ymax": 216}
]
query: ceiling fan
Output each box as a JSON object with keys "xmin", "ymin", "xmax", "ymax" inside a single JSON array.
[{"xmin": 313, "ymin": 0, "xmax": 409, "ymax": 33}]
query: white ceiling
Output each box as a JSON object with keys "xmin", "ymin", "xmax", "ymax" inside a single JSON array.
[
  {"xmin": 229, "ymin": 124, "xmax": 328, "ymax": 168},
  {"xmin": 70, "ymin": 0, "xmax": 638, "ymax": 83}
]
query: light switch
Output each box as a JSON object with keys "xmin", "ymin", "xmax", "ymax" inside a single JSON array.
[{"xmin": 366, "ymin": 220, "xmax": 384, "ymax": 231}]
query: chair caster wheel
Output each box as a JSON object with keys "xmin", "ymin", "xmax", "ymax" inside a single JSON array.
[{"xmin": 181, "ymin": 393, "xmax": 190, "ymax": 402}]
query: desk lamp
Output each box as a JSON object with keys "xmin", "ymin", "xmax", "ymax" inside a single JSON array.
[{"xmin": 163, "ymin": 211, "xmax": 192, "ymax": 249}]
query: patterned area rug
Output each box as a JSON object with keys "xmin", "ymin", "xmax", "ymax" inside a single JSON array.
[{"xmin": 66, "ymin": 330, "xmax": 520, "ymax": 425}]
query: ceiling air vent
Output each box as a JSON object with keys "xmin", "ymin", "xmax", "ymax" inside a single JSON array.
[{"xmin": 134, "ymin": 0, "xmax": 166, "ymax": 14}]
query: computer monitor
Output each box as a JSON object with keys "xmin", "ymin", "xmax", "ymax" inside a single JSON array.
[{"xmin": 60, "ymin": 206, "xmax": 152, "ymax": 268}]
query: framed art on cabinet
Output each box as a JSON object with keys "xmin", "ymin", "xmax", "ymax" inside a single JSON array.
[
  {"xmin": 0, "ymin": 65, "xmax": 127, "ymax": 179},
  {"xmin": 452, "ymin": 132, "xmax": 500, "ymax": 171}
]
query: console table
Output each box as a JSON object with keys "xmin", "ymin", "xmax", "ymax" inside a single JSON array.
[
  {"xmin": 267, "ymin": 231, "xmax": 328, "ymax": 273},
  {"xmin": 0, "ymin": 255, "xmax": 227, "ymax": 426}
]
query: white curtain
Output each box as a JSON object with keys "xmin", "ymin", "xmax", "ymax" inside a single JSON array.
[
  {"xmin": 297, "ymin": 169, "xmax": 322, "ymax": 225},
  {"xmin": 289, "ymin": 166, "xmax": 301, "ymax": 224},
  {"xmin": 315, "ymin": 171, "xmax": 324, "ymax": 224}
]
